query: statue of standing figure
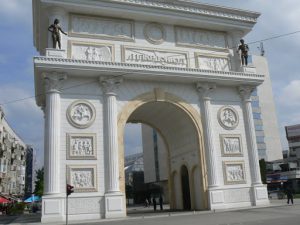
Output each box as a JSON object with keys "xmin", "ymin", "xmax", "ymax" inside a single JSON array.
[
  {"xmin": 48, "ymin": 18, "xmax": 67, "ymax": 49},
  {"xmin": 237, "ymin": 39, "xmax": 249, "ymax": 66}
]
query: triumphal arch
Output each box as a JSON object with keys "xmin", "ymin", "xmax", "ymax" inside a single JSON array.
[{"xmin": 33, "ymin": 0, "xmax": 269, "ymax": 223}]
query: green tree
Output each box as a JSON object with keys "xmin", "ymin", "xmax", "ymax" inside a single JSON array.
[
  {"xmin": 259, "ymin": 159, "xmax": 267, "ymax": 184},
  {"xmin": 34, "ymin": 167, "xmax": 44, "ymax": 197}
]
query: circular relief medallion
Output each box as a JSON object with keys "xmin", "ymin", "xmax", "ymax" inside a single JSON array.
[
  {"xmin": 144, "ymin": 23, "xmax": 165, "ymax": 45},
  {"xmin": 67, "ymin": 100, "xmax": 96, "ymax": 129},
  {"xmin": 218, "ymin": 106, "xmax": 239, "ymax": 130}
]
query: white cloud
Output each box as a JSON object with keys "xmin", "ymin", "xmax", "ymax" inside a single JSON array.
[
  {"xmin": 278, "ymin": 80, "xmax": 300, "ymax": 106},
  {"xmin": 0, "ymin": 0, "xmax": 32, "ymax": 25}
]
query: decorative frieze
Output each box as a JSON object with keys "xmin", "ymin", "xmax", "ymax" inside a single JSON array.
[
  {"xmin": 68, "ymin": 41, "xmax": 114, "ymax": 62},
  {"xmin": 175, "ymin": 26, "xmax": 227, "ymax": 49},
  {"xmin": 66, "ymin": 133, "xmax": 96, "ymax": 160},
  {"xmin": 223, "ymin": 161, "xmax": 246, "ymax": 184},
  {"xmin": 69, "ymin": 14, "xmax": 134, "ymax": 42},
  {"xmin": 66, "ymin": 100, "xmax": 96, "ymax": 129},
  {"xmin": 195, "ymin": 54, "xmax": 230, "ymax": 71},
  {"xmin": 67, "ymin": 165, "xmax": 97, "ymax": 192},
  {"xmin": 144, "ymin": 23, "xmax": 165, "ymax": 45},
  {"xmin": 218, "ymin": 106, "xmax": 239, "ymax": 130},
  {"xmin": 122, "ymin": 46, "xmax": 188, "ymax": 68},
  {"xmin": 220, "ymin": 134, "xmax": 243, "ymax": 156}
]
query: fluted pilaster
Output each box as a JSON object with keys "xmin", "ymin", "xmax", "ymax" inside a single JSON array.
[
  {"xmin": 238, "ymin": 86, "xmax": 262, "ymax": 186},
  {"xmin": 196, "ymin": 82, "xmax": 219, "ymax": 188},
  {"xmin": 43, "ymin": 72, "xmax": 67, "ymax": 194},
  {"xmin": 99, "ymin": 76, "xmax": 123, "ymax": 193}
]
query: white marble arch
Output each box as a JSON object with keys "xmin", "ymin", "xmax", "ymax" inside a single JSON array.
[{"xmin": 33, "ymin": 1, "xmax": 270, "ymax": 223}]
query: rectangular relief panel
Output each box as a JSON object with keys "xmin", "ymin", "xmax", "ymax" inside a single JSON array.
[
  {"xmin": 223, "ymin": 161, "xmax": 246, "ymax": 185},
  {"xmin": 69, "ymin": 14, "xmax": 134, "ymax": 42},
  {"xmin": 67, "ymin": 165, "xmax": 97, "ymax": 192},
  {"xmin": 195, "ymin": 53, "xmax": 230, "ymax": 71},
  {"xmin": 122, "ymin": 46, "xmax": 189, "ymax": 68},
  {"xmin": 68, "ymin": 41, "xmax": 114, "ymax": 62},
  {"xmin": 175, "ymin": 26, "xmax": 227, "ymax": 49},
  {"xmin": 220, "ymin": 134, "xmax": 243, "ymax": 157},
  {"xmin": 67, "ymin": 133, "xmax": 97, "ymax": 160}
]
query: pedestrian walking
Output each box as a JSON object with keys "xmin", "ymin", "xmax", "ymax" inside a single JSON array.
[
  {"xmin": 144, "ymin": 198, "xmax": 149, "ymax": 207},
  {"xmin": 286, "ymin": 185, "xmax": 294, "ymax": 205},
  {"xmin": 152, "ymin": 197, "xmax": 157, "ymax": 211},
  {"xmin": 159, "ymin": 195, "xmax": 163, "ymax": 210}
]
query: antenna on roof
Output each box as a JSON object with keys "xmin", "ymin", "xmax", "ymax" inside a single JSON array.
[{"xmin": 257, "ymin": 42, "xmax": 265, "ymax": 56}]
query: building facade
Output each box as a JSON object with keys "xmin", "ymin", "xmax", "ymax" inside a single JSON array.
[
  {"xmin": 25, "ymin": 145, "xmax": 37, "ymax": 197},
  {"xmin": 253, "ymin": 56, "xmax": 283, "ymax": 161},
  {"xmin": 286, "ymin": 124, "xmax": 300, "ymax": 162},
  {"xmin": 0, "ymin": 107, "xmax": 27, "ymax": 196},
  {"xmin": 33, "ymin": 0, "xmax": 270, "ymax": 223}
]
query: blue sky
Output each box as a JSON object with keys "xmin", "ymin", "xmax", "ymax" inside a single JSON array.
[{"xmin": 1, "ymin": 0, "xmax": 300, "ymax": 168}]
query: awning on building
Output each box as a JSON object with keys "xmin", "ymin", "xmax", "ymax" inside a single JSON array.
[{"xmin": 0, "ymin": 197, "xmax": 11, "ymax": 204}]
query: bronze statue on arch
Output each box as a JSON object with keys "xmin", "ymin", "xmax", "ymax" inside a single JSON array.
[{"xmin": 48, "ymin": 18, "xmax": 67, "ymax": 49}]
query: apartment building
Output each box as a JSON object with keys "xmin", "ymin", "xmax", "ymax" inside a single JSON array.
[{"xmin": 0, "ymin": 107, "xmax": 27, "ymax": 196}]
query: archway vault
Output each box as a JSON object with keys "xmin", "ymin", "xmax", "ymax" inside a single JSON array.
[{"xmin": 118, "ymin": 88, "xmax": 208, "ymax": 209}]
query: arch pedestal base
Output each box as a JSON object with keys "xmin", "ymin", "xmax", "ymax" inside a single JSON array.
[{"xmin": 104, "ymin": 192, "xmax": 126, "ymax": 219}]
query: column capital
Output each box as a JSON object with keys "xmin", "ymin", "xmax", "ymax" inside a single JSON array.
[
  {"xmin": 99, "ymin": 76, "xmax": 123, "ymax": 96},
  {"xmin": 238, "ymin": 85, "xmax": 255, "ymax": 102},
  {"xmin": 196, "ymin": 82, "xmax": 216, "ymax": 100},
  {"xmin": 43, "ymin": 72, "xmax": 67, "ymax": 93}
]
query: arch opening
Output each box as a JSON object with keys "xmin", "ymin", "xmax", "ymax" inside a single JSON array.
[{"xmin": 119, "ymin": 91, "xmax": 208, "ymax": 212}]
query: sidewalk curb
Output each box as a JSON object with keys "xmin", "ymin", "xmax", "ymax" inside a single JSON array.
[{"xmin": 7, "ymin": 201, "xmax": 300, "ymax": 225}]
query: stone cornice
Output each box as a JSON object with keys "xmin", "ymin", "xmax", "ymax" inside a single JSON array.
[
  {"xmin": 34, "ymin": 57, "xmax": 264, "ymax": 81},
  {"xmin": 34, "ymin": 57, "xmax": 264, "ymax": 107},
  {"xmin": 106, "ymin": 0, "xmax": 260, "ymax": 23},
  {"xmin": 39, "ymin": 0, "xmax": 259, "ymax": 23}
]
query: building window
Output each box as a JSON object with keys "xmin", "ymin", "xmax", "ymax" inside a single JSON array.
[
  {"xmin": 256, "ymin": 136, "xmax": 265, "ymax": 143},
  {"xmin": 253, "ymin": 113, "xmax": 261, "ymax": 120},
  {"xmin": 251, "ymin": 101, "xmax": 260, "ymax": 108},
  {"xmin": 251, "ymin": 88, "xmax": 257, "ymax": 96},
  {"xmin": 255, "ymin": 125, "xmax": 263, "ymax": 131},
  {"xmin": 258, "ymin": 149, "xmax": 266, "ymax": 159}
]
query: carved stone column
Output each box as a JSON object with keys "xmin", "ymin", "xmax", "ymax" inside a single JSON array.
[
  {"xmin": 100, "ymin": 76, "xmax": 123, "ymax": 193},
  {"xmin": 238, "ymin": 86, "xmax": 262, "ymax": 186},
  {"xmin": 43, "ymin": 72, "xmax": 67, "ymax": 195},
  {"xmin": 99, "ymin": 76, "xmax": 125, "ymax": 218},
  {"xmin": 196, "ymin": 83, "xmax": 219, "ymax": 188}
]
